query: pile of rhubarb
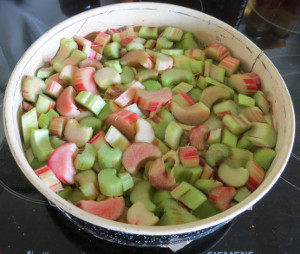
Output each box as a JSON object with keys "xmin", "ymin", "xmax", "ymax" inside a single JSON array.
[{"xmin": 21, "ymin": 26, "xmax": 277, "ymax": 226}]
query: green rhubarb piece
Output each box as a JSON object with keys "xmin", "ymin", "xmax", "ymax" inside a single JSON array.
[
  {"xmin": 139, "ymin": 27, "xmax": 158, "ymax": 39},
  {"xmin": 75, "ymin": 91, "xmax": 106, "ymax": 115},
  {"xmin": 203, "ymin": 114, "xmax": 223, "ymax": 130},
  {"xmin": 194, "ymin": 179, "xmax": 223, "ymax": 193},
  {"xmin": 75, "ymin": 170, "xmax": 99, "ymax": 200},
  {"xmin": 35, "ymin": 94, "xmax": 55, "ymax": 114},
  {"xmin": 69, "ymin": 188, "xmax": 87, "ymax": 205},
  {"xmin": 36, "ymin": 66, "xmax": 55, "ymax": 79},
  {"xmin": 49, "ymin": 136, "xmax": 66, "ymax": 149},
  {"xmin": 161, "ymin": 68, "xmax": 196, "ymax": 87},
  {"xmin": 22, "ymin": 108, "xmax": 38, "ymax": 147},
  {"xmin": 153, "ymin": 138, "xmax": 170, "ymax": 155},
  {"xmin": 184, "ymin": 49, "xmax": 205, "ymax": 60},
  {"xmin": 165, "ymin": 121, "xmax": 183, "ymax": 150},
  {"xmin": 224, "ymin": 148, "xmax": 253, "ymax": 168},
  {"xmin": 30, "ymin": 129, "xmax": 53, "ymax": 162},
  {"xmin": 205, "ymin": 77, "xmax": 234, "ymax": 95},
  {"xmin": 197, "ymin": 76, "xmax": 208, "ymax": 90},
  {"xmin": 181, "ymin": 32, "xmax": 200, "ymax": 49},
  {"xmin": 30, "ymin": 158, "xmax": 46, "ymax": 169},
  {"xmin": 156, "ymin": 199, "xmax": 181, "ymax": 212},
  {"xmin": 104, "ymin": 125, "xmax": 130, "ymax": 152},
  {"xmin": 54, "ymin": 49, "xmax": 86, "ymax": 72},
  {"xmin": 148, "ymin": 109, "xmax": 174, "ymax": 140},
  {"xmin": 94, "ymin": 67, "xmax": 121, "ymax": 90},
  {"xmin": 254, "ymin": 148, "xmax": 277, "ymax": 170},
  {"xmin": 173, "ymin": 55, "xmax": 203, "ymax": 75},
  {"xmin": 209, "ymin": 64, "xmax": 226, "ymax": 83},
  {"xmin": 130, "ymin": 181, "xmax": 156, "ymax": 212},
  {"xmin": 80, "ymin": 117, "xmax": 102, "ymax": 135},
  {"xmin": 173, "ymin": 165, "xmax": 203, "ymax": 184},
  {"xmin": 126, "ymin": 42, "xmax": 144, "ymax": 52},
  {"xmin": 52, "ymin": 38, "xmax": 78, "ymax": 63},
  {"xmin": 92, "ymin": 161, "xmax": 101, "ymax": 173},
  {"xmin": 103, "ymin": 42, "xmax": 121, "ymax": 59},
  {"xmin": 156, "ymin": 198, "xmax": 189, "ymax": 218},
  {"xmin": 218, "ymin": 163, "xmax": 249, "ymax": 188},
  {"xmin": 104, "ymin": 60, "xmax": 122, "ymax": 73},
  {"xmin": 238, "ymin": 94, "xmax": 255, "ymax": 107},
  {"xmin": 58, "ymin": 65, "xmax": 78, "ymax": 86},
  {"xmin": 191, "ymin": 61, "xmax": 204, "ymax": 75},
  {"xmin": 161, "ymin": 27, "xmax": 183, "ymax": 42},
  {"xmin": 192, "ymin": 200, "xmax": 220, "ymax": 219},
  {"xmin": 253, "ymin": 91, "xmax": 270, "ymax": 114},
  {"xmin": 237, "ymin": 131, "xmax": 252, "ymax": 149},
  {"xmin": 172, "ymin": 82, "xmax": 193, "ymax": 95},
  {"xmin": 207, "ymin": 128, "xmax": 222, "ymax": 145},
  {"xmin": 159, "ymin": 207, "xmax": 198, "ymax": 225},
  {"xmin": 205, "ymin": 143, "xmax": 229, "ymax": 167},
  {"xmin": 156, "ymin": 37, "xmax": 173, "ymax": 51},
  {"xmin": 204, "ymin": 59, "xmax": 212, "ymax": 77},
  {"xmin": 203, "ymin": 59, "xmax": 213, "ymax": 77},
  {"xmin": 170, "ymin": 181, "xmax": 207, "ymax": 210},
  {"xmin": 64, "ymin": 119, "xmax": 93, "ymax": 148},
  {"xmin": 136, "ymin": 69, "xmax": 158, "ymax": 82},
  {"xmin": 98, "ymin": 169, "xmax": 123, "ymax": 197},
  {"xmin": 161, "ymin": 49, "xmax": 184, "ymax": 56},
  {"xmin": 264, "ymin": 113, "xmax": 273, "ymax": 125},
  {"xmin": 213, "ymin": 100, "xmax": 238, "ymax": 117},
  {"xmin": 98, "ymin": 143, "xmax": 122, "ymax": 171},
  {"xmin": 222, "ymin": 114, "xmax": 251, "ymax": 136},
  {"xmin": 120, "ymin": 66, "xmax": 135, "ymax": 84},
  {"xmin": 222, "ymin": 129, "xmax": 238, "ymax": 148},
  {"xmin": 97, "ymin": 101, "xmax": 112, "ymax": 121},
  {"xmin": 47, "ymin": 108, "xmax": 59, "ymax": 117},
  {"xmin": 234, "ymin": 187, "xmax": 251, "ymax": 202},
  {"xmin": 38, "ymin": 109, "xmax": 59, "ymax": 129},
  {"xmin": 38, "ymin": 113, "xmax": 50, "ymax": 129},
  {"xmin": 188, "ymin": 88, "xmax": 202, "ymax": 102},
  {"xmin": 144, "ymin": 39, "xmax": 156, "ymax": 49},
  {"xmin": 58, "ymin": 186, "xmax": 73, "ymax": 200},
  {"xmin": 74, "ymin": 143, "xmax": 97, "ymax": 170},
  {"xmin": 142, "ymin": 80, "xmax": 162, "ymax": 91},
  {"xmin": 118, "ymin": 172, "xmax": 134, "ymax": 192},
  {"xmin": 152, "ymin": 190, "xmax": 172, "ymax": 205},
  {"xmin": 22, "ymin": 76, "xmax": 46, "ymax": 103},
  {"xmin": 247, "ymin": 123, "xmax": 277, "ymax": 148}
]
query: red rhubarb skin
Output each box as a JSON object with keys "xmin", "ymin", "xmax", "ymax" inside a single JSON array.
[
  {"xmin": 122, "ymin": 143, "xmax": 162, "ymax": 175},
  {"xmin": 106, "ymin": 109, "xmax": 139, "ymax": 140},
  {"xmin": 246, "ymin": 161, "xmax": 265, "ymax": 192},
  {"xmin": 208, "ymin": 186, "xmax": 236, "ymax": 211},
  {"xmin": 189, "ymin": 125, "xmax": 209, "ymax": 150},
  {"xmin": 77, "ymin": 197, "xmax": 125, "ymax": 221},
  {"xmin": 56, "ymin": 86, "xmax": 80, "ymax": 118},
  {"xmin": 73, "ymin": 67, "xmax": 99, "ymax": 95},
  {"xmin": 149, "ymin": 158, "xmax": 175, "ymax": 190},
  {"xmin": 179, "ymin": 146, "xmax": 199, "ymax": 167},
  {"xmin": 134, "ymin": 88, "xmax": 172, "ymax": 111},
  {"xmin": 48, "ymin": 142, "xmax": 78, "ymax": 184}
]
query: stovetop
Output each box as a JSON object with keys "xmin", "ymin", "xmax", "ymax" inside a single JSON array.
[{"xmin": 0, "ymin": 0, "xmax": 299, "ymax": 253}]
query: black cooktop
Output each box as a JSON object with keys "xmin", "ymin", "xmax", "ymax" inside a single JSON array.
[{"xmin": 0, "ymin": 0, "xmax": 299, "ymax": 253}]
